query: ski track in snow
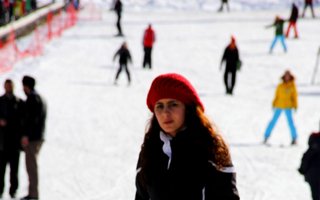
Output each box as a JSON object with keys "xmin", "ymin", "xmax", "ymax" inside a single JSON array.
[{"xmin": 1, "ymin": 2, "xmax": 320, "ymax": 200}]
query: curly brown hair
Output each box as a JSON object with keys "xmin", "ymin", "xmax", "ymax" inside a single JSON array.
[{"xmin": 191, "ymin": 106, "xmax": 232, "ymax": 169}]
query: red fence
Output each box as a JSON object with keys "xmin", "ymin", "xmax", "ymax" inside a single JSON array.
[{"xmin": 0, "ymin": 4, "xmax": 78, "ymax": 74}]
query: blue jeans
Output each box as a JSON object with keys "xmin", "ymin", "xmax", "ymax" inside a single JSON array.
[
  {"xmin": 270, "ymin": 35, "xmax": 287, "ymax": 52},
  {"xmin": 264, "ymin": 108, "xmax": 297, "ymax": 141}
]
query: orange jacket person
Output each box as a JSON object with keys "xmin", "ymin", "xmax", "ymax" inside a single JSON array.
[{"xmin": 264, "ymin": 70, "xmax": 298, "ymax": 145}]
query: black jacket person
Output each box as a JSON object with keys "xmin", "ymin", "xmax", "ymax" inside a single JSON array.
[
  {"xmin": 20, "ymin": 76, "xmax": 47, "ymax": 200},
  {"xmin": 135, "ymin": 73, "xmax": 240, "ymax": 200},
  {"xmin": 0, "ymin": 79, "xmax": 24, "ymax": 198},
  {"xmin": 220, "ymin": 36, "xmax": 241, "ymax": 95},
  {"xmin": 113, "ymin": 0, "xmax": 123, "ymax": 36},
  {"xmin": 299, "ymin": 132, "xmax": 320, "ymax": 200},
  {"xmin": 113, "ymin": 42, "xmax": 132, "ymax": 85}
]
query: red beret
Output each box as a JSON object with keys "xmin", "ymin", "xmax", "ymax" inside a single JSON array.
[{"xmin": 146, "ymin": 73, "xmax": 204, "ymax": 112}]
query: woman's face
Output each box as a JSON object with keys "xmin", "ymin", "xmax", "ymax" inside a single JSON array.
[
  {"xmin": 154, "ymin": 98, "xmax": 186, "ymax": 137},
  {"xmin": 283, "ymin": 73, "xmax": 291, "ymax": 82}
]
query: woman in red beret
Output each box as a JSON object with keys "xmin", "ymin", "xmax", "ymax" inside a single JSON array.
[{"xmin": 135, "ymin": 73, "xmax": 240, "ymax": 200}]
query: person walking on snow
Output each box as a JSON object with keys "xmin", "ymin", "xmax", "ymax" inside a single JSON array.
[
  {"xmin": 113, "ymin": 42, "xmax": 132, "ymax": 85},
  {"xmin": 113, "ymin": 0, "xmax": 123, "ymax": 36},
  {"xmin": 286, "ymin": 3, "xmax": 299, "ymax": 39},
  {"xmin": 263, "ymin": 70, "xmax": 298, "ymax": 145},
  {"xmin": 298, "ymin": 131, "xmax": 320, "ymax": 200},
  {"xmin": 220, "ymin": 36, "xmax": 241, "ymax": 95},
  {"xmin": 266, "ymin": 15, "xmax": 287, "ymax": 53},
  {"xmin": 302, "ymin": 0, "xmax": 315, "ymax": 18},
  {"xmin": 0, "ymin": 79, "xmax": 24, "ymax": 199},
  {"xmin": 135, "ymin": 73, "xmax": 240, "ymax": 200},
  {"xmin": 142, "ymin": 24, "xmax": 156, "ymax": 69}
]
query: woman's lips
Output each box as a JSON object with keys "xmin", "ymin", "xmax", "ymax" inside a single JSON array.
[{"xmin": 164, "ymin": 120, "xmax": 173, "ymax": 124}]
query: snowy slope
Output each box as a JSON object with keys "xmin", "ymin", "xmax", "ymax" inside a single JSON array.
[
  {"xmin": 1, "ymin": 1, "xmax": 320, "ymax": 200},
  {"xmin": 101, "ymin": 0, "xmax": 320, "ymax": 10}
]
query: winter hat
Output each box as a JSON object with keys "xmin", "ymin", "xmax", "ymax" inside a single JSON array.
[
  {"xmin": 281, "ymin": 70, "xmax": 295, "ymax": 81},
  {"xmin": 22, "ymin": 75, "xmax": 36, "ymax": 90},
  {"xmin": 146, "ymin": 73, "xmax": 204, "ymax": 112}
]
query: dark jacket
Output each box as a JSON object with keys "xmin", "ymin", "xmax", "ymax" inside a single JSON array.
[
  {"xmin": 298, "ymin": 132, "xmax": 320, "ymax": 183},
  {"xmin": 273, "ymin": 19, "xmax": 285, "ymax": 36},
  {"xmin": 135, "ymin": 129, "xmax": 240, "ymax": 200},
  {"xmin": 0, "ymin": 94, "xmax": 24, "ymax": 151},
  {"xmin": 114, "ymin": 46, "xmax": 132, "ymax": 65},
  {"xmin": 221, "ymin": 46, "xmax": 240, "ymax": 72},
  {"xmin": 289, "ymin": 4, "xmax": 299, "ymax": 22},
  {"xmin": 23, "ymin": 90, "xmax": 47, "ymax": 141},
  {"xmin": 114, "ymin": 0, "xmax": 122, "ymax": 16}
]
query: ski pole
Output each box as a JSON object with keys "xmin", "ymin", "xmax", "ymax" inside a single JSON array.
[{"xmin": 311, "ymin": 47, "xmax": 320, "ymax": 85}]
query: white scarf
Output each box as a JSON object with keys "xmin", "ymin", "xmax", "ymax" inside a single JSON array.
[{"xmin": 160, "ymin": 131, "xmax": 173, "ymax": 169}]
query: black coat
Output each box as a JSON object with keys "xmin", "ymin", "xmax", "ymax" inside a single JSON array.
[
  {"xmin": 23, "ymin": 90, "xmax": 47, "ymax": 141},
  {"xmin": 114, "ymin": 0, "xmax": 122, "ymax": 16},
  {"xmin": 0, "ymin": 94, "xmax": 24, "ymax": 151},
  {"xmin": 298, "ymin": 133, "xmax": 320, "ymax": 183},
  {"xmin": 221, "ymin": 46, "xmax": 240, "ymax": 72},
  {"xmin": 289, "ymin": 4, "xmax": 299, "ymax": 22},
  {"xmin": 114, "ymin": 47, "xmax": 132, "ymax": 65},
  {"xmin": 135, "ymin": 129, "xmax": 240, "ymax": 200}
]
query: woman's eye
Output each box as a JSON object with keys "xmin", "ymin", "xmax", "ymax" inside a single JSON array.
[
  {"xmin": 155, "ymin": 104, "xmax": 164, "ymax": 110},
  {"xmin": 168, "ymin": 102, "xmax": 178, "ymax": 108}
]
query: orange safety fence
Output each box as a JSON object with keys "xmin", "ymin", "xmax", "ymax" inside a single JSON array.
[{"xmin": 0, "ymin": 4, "xmax": 79, "ymax": 74}]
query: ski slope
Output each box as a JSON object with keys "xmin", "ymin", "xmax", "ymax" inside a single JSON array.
[{"xmin": 1, "ymin": 1, "xmax": 320, "ymax": 200}]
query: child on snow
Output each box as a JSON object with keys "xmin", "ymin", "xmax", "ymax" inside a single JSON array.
[
  {"xmin": 298, "ymin": 131, "xmax": 320, "ymax": 200},
  {"xmin": 263, "ymin": 70, "xmax": 298, "ymax": 145},
  {"xmin": 266, "ymin": 15, "xmax": 287, "ymax": 53}
]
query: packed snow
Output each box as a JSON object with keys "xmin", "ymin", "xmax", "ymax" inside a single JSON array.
[{"xmin": 1, "ymin": 0, "xmax": 320, "ymax": 199}]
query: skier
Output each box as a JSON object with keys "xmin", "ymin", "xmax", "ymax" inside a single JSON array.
[
  {"xmin": 302, "ymin": 0, "xmax": 315, "ymax": 18},
  {"xmin": 113, "ymin": 42, "xmax": 132, "ymax": 85},
  {"xmin": 220, "ymin": 36, "xmax": 241, "ymax": 95},
  {"xmin": 298, "ymin": 131, "xmax": 320, "ymax": 200},
  {"xmin": 263, "ymin": 70, "xmax": 298, "ymax": 145},
  {"xmin": 113, "ymin": 0, "xmax": 123, "ymax": 36},
  {"xmin": 218, "ymin": 0, "xmax": 229, "ymax": 12},
  {"xmin": 0, "ymin": 79, "xmax": 24, "ymax": 199},
  {"xmin": 266, "ymin": 15, "xmax": 287, "ymax": 53},
  {"xmin": 135, "ymin": 73, "xmax": 240, "ymax": 200},
  {"xmin": 285, "ymin": 3, "xmax": 299, "ymax": 39},
  {"xmin": 142, "ymin": 24, "xmax": 156, "ymax": 69}
]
